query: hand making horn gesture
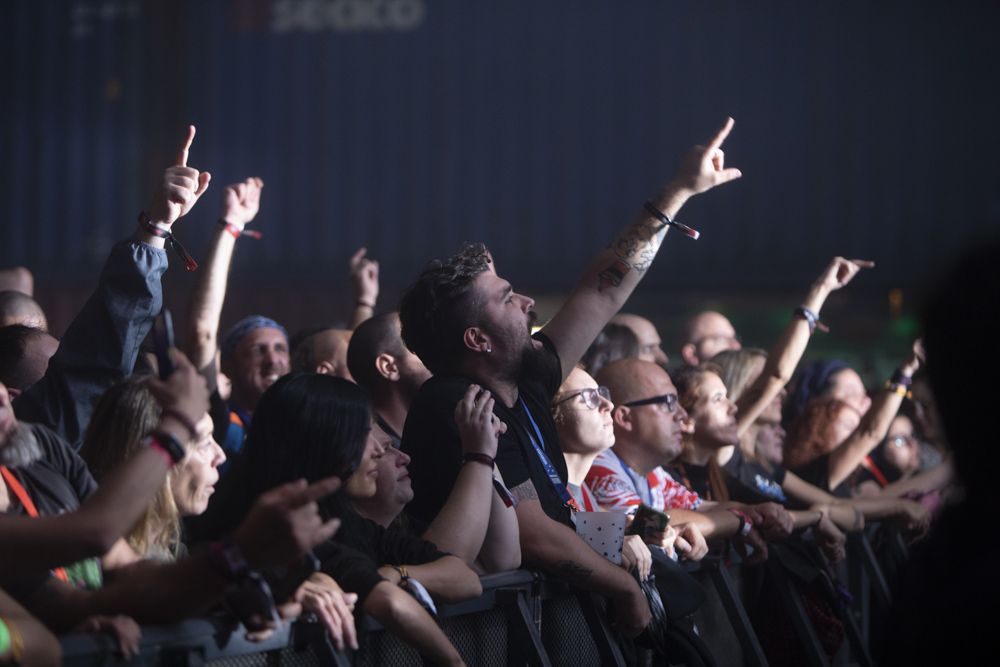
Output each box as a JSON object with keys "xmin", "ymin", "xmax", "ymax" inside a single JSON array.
[
  {"xmin": 669, "ymin": 117, "xmax": 743, "ymax": 197},
  {"xmin": 148, "ymin": 125, "xmax": 212, "ymax": 228},
  {"xmin": 816, "ymin": 256, "xmax": 876, "ymax": 292}
]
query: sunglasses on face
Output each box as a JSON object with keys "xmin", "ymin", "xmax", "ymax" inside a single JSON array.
[
  {"xmin": 623, "ymin": 393, "xmax": 679, "ymax": 413},
  {"xmin": 553, "ymin": 386, "xmax": 611, "ymax": 410}
]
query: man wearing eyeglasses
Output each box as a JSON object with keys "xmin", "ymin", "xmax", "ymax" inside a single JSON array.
[
  {"xmin": 679, "ymin": 311, "xmax": 741, "ymax": 367},
  {"xmin": 589, "ymin": 359, "xmax": 778, "ymax": 552}
]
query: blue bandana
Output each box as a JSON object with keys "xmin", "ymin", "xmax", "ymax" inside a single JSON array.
[{"xmin": 221, "ymin": 315, "xmax": 287, "ymax": 361}]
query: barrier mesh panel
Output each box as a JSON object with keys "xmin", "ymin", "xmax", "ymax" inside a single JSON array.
[
  {"xmin": 356, "ymin": 608, "xmax": 509, "ymax": 666},
  {"xmin": 208, "ymin": 647, "xmax": 319, "ymax": 667},
  {"xmin": 540, "ymin": 595, "xmax": 602, "ymax": 667}
]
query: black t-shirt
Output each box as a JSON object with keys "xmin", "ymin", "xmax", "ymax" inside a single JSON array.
[
  {"xmin": 1, "ymin": 424, "xmax": 98, "ymax": 597},
  {"xmin": 401, "ymin": 333, "xmax": 571, "ymax": 527},
  {"xmin": 791, "ymin": 452, "xmax": 851, "ymax": 498},
  {"xmin": 722, "ymin": 447, "xmax": 789, "ymax": 505},
  {"xmin": 668, "ymin": 462, "xmax": 711, "ymax": 501},
  {"xmin": 317, "ymin": 511, "xmax": 447, "ymax": 604},
  {"xmin": 3, "ymin": 423, "xmax": 96, "ymax": 517}
]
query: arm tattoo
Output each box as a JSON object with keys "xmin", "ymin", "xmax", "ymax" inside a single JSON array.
[
  {"xmin": 611, "ymin": 218, "xmax": 668, "ymax": 275},
  {"xmin": 553, "ymin": 560, "xmax": 594, "ymax": 585},
  {"xmin": 509, "ymin": 480, "xmax": 539, "ymax": 503},
  {"xmin": 597, "ymin": 260, "xmax": 630, "ymax": 292}
]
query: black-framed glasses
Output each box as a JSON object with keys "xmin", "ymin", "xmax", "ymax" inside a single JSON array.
[
  {"xmin": 623, "ymin": 393, "xmax": 679, "ymax": 413},
  {"xmin": 553, "ymin": 386, "xmax": 611, "ymax": 410}
]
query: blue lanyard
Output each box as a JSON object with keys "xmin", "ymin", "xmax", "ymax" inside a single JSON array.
[
  {"xmin": 518, "ymin": 397, "xmax": 576, "ymax": 510},
  {"xmin": 613, "ymin": 451, "xmax": 652, "ymax": 506}
]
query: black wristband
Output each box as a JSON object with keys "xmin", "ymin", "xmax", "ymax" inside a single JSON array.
[
  {"xmin": 462, "ymin": 452, "xmax": 495, "ymax": 469},
  {"xmin": 147, "ymin": 431, "xmax": 187, "ymax": 465},
  {"xmin": 643, "ymin": 200, "xmax": 701, "ymax": 240},
  {"xmin": 138, "ymin": 212, "xmax": 199, "ymax": 271}
]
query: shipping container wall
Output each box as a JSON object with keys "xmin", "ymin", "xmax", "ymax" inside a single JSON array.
[{"xmin": 2, "ymin": 0, "xmax": 998, "ymax": 297}]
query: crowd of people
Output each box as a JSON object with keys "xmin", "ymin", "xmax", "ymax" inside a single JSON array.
[{"xmin": 0, "ymin": 118, "xmax": 980, "ymax": 666}]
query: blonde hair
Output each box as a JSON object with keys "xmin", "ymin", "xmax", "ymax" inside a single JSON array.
[
  {"xmin": 712, "ymin": 348, "xmax": 768, "ymax": 404},
  {"xmin": 80, "ymin": 376, "xmax": 183, "ymax": 560}
]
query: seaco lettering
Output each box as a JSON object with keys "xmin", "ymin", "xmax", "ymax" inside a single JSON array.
[{"xmin": 272, "ymin": 0, "xmax": 426, "ymax": 33}]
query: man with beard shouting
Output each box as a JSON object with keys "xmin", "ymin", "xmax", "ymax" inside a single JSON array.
[{"xmin": 399, "ymin": 119, "xmax": 742, "ymax": 639}]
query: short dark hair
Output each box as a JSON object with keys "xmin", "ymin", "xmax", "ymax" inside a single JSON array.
[
  {"xmin": 580, "ymin": 323, "xmax": 640, "ymax": 376},
  {"xmin": 399, "ymin": 243, "xmax": 491, "ymax": 376},
  {"xmin": 347, "ymin": 312, "xmax": 406, "ymax": 391},
  {"xmin": 0, "ymin": 324, "xmax": 49, "ymax": 390}
]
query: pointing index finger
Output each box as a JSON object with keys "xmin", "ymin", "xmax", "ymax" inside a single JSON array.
[
  {"xmin": 707, "ymin": 117, "xmax": 735, "ymax": 151},
  {"xmin": 177, "ymin": 125, "xmax": 196, "ymax": 167},
  {"xmin": 292, "ymin": 476, "xmax": 342, "ymax": 506},
  {"xmin": 850, "ymin": 259, "xmax": 876, "ymax": 268}
]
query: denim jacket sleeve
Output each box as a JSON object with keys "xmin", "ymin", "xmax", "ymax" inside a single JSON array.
[{"xmin": 14, "ymin": 239, "xmax": 168, "ymax": 449}]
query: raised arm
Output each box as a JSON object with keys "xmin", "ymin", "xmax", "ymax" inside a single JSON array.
[
  {"xmin": 826, "ymin": 341, "xmax": 923, "ymax": 490},
  {"xmin": 12, "ymin": 126, "xmax": 211, "ymax": 447},
  {"xmin": 421, "ymin": 386, "xmax": 520, "ymax": 572},
  {"xmin": 186, "ymin": 177, "xmax": 264, "ymax": 376},
  {"xmin": 348, "ymin": 248, "xmax": 380, "ymax": 329},
  {"xmin": 542, "ymin": 118, "xmax": 742, "ymax": 380},
  {"xmin": 735, "ymin": 257, "xmax": 874, "ymax": 436}
]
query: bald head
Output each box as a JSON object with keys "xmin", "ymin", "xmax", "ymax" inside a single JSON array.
[
  {"xmin": 596, "ymin": 358, "xmax": 687, "ymax": 471},
  {"xmin": 0, "ymin": 291, "xmax": 47, "ymax": 330},
  {"xmin": 610, "ymin": 313, "xmax": 667, "ymax": 365},
  {"xmin": 0, "ymin": 325, "xmax": 59, "ymax": 397},
  {"xmin": 597, "ymin": 358, "xmax": 670, "ymax": 407},
  {"xmin": 680, "ymin": 310, "xmax": 740, "ymax": 366},
  {"xmin": 294, "ymin": 328, "xmax": 354, "ymax": 381}
]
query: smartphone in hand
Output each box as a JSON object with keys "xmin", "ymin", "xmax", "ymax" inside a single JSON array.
[
  {"xmin": 628, "ymin": 504, "xmax": 671, "ymax": 542},
  {"xmin": 153, "ymin": 309, "xmax": 175, "ymax": 380}
]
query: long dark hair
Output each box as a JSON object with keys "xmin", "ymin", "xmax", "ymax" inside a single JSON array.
[{"xmin": 242, "ymin": 373, "xmax": 372, "ymax": 520}]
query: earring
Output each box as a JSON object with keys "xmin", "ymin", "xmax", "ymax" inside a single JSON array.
[{"xmin": 485, "ymin": 344, "xmax": 492, "ymax": 353}]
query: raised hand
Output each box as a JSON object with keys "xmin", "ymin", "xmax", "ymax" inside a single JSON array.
[
  {"xmin": 145, "ymin": 348, "xmax": 210, "ymax": 435},
  {"xmin": 148, "ymin": 125, "xmax": 212, "ymax": 227},
  {"xmin": 669, "ymin": 117, "xmax": 743, "ymax": 196},
  {"xmin": 902, "ymin": 338, "xmax": 925, "ymax": 377},
  {"xmin": 221, "ymin": 177, "xmax": 264, "ymax": 228},
  {"xmin": 234, "ymin": 476, "xmax": 342, "ymax": 570},
  {"xmin": 350, "ymin": 247, "xmax": 380, "ymax": 307},
  {"xmin": 454, "ymin": 384, "xmax": 507, "ymax": 459},
  {"xmin": 816, "ymin": 257, "xmax": 875, "ymax": 292}
]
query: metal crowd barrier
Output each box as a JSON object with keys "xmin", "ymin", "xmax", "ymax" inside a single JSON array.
[{"xmin": 59, "ymin": 528, "xmax": 904, "ymax": 667}]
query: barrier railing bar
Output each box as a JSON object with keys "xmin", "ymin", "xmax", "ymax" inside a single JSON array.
[
  {"xmin": 767, "ymin": 558, "xmax": 830, "ymax": 667},
  {"xmin": 575, "ymin": 591, "xmax": 627, "ymax": 667},
  {"xmin": 703, "ymin": 558, "xmax": 770, "ymax": 667},
  {"xmin": 496, "ymin": 588, "xmax": 553, "ymax": 667}
]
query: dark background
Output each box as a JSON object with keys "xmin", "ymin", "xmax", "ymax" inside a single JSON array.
[{"xmin": 2, "ymin": 0, "xmax": 998, "ymax": 370}]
